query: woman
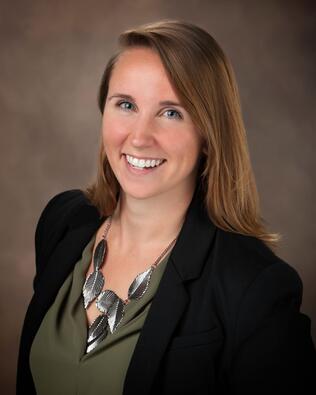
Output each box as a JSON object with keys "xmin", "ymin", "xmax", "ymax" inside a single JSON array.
[{"xmin": 17, "ymin": 19, "xmax": 316, "ymax": 394}]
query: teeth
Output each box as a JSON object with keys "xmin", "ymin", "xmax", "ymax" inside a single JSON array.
[{"xmin": 126, "ymin": 155, "xmax": 164, "ymax": 168}]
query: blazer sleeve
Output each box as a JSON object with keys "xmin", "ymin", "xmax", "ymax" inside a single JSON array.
[
  {"xmin": 227, "ymin": 261, "xmax": 316, "ymax": 394},
  {"xmin": 33, "ymin": 189, "xmax": 82, "ymax": 291}
]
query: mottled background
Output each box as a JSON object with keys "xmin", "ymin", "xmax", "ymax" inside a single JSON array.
[{"xmin": 1, "ymin": 0, "xmax": 315, "ymax": 393}]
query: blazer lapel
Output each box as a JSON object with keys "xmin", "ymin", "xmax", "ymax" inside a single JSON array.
[
  {"xmin": 123, "ymin": 185, "xmax": 217, "ymax": 395},
  {"xmin": 20, "ymin": 204, "xmax": 105, "ymax": 376}
]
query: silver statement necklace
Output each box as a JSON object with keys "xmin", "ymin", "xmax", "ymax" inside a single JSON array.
[{"xmin": 82, "ymin": 215, "xmax": 178, "ymax": 353}]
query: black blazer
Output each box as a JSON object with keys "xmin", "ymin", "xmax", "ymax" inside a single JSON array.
[{"xmin": 17, "ymin": 186, "xmax": 316, "ymax": 394}]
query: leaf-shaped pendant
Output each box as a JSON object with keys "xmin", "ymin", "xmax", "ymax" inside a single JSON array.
[
  {"xmin": 83, "ymin": 270, "xmax": 105, "ymax": 309},
  {"xmin": 86, "ymin": 314, "xmax": 108, "ymax": 353},
  {"xmin": 107, "ymin": 296, "xmax": 125, "ymax": 334},
  {"xmin": 96, "ymin": 289, "xmax": 117, "ymax": 314},
  {"xmin": 93, "ymin": 238, "xmax": 107, "ymax": 270},
  {"xmin": 128, "ymin": 266, "xmax": 154, "ymax": 300}
]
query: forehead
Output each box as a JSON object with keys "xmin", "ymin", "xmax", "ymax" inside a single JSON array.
[
  {"xmin": 109, "ymin": 47, "xmax": 178, "ymax": 97},
  {"xmin": 114, "ymin": 47, "xmax": 163, "ymax": 70}
]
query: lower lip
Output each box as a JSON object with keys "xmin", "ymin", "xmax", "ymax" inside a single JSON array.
[{"xmin": 124, "ymin": 155, "xmax": 165, "ymax": 175}]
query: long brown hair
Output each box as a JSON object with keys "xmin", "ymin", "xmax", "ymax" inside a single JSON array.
[{"xmin": 83, "ymin": 19, "xmax": 281, "ymax": 251}]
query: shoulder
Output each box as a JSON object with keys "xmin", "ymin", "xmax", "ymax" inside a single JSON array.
[
  {"xmin": 33, "ymin": 189, "xmax": 100, "ymax": 290},
  {"xmin": 213, "ymin": 228, "xmax": 302, "ymax": 294},
  {"xmin": 210, "ymin": 228, "xmax": 303, "ymax": 343},
  {"xmin": 36, "ymin": 189, "xmax": 89, "ymax": 228},
  {"xmin": 34, "ymin": 189, "xmax": 95, "ymax": 260}
]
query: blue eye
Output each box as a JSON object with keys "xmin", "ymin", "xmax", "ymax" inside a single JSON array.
[
  {"xmin": 117, "ymin": 101, "xmax": 134, "ymax": 111},
  {"xmin": 164, "ymin": 109, "xmax": 182, "ymax": 120}
]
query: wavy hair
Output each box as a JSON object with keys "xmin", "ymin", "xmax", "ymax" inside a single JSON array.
[{"xmin": 83, "ymin": 19, "xmax": 281, "ymax": 251}]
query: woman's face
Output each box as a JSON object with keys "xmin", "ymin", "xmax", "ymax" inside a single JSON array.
[{"xmin": 102, "ymin": 47, "xmax": 203, "ymax": 200}]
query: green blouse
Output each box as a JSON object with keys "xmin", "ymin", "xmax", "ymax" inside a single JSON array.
[{"xmin": 30, "ymin": 231, "xmax": 171, "ymax": 395}]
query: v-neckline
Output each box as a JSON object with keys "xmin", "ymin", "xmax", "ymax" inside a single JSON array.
[{"xmin": 72, "ymin": 232, "xmax": 172, "ymax": 359}]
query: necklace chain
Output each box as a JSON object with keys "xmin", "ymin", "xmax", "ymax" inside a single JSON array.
[{"xmin": 102, "ymin": 215, "xmax": 177, "ymax": 270}]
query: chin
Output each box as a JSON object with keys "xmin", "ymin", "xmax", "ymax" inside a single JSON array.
[
  {"xmin": 125, "ymin": 191, "xmax": 158, "ymax": 200},
  {"xmin": 121, "ymin": 185, "xmax": 164, "ymax": 200}
]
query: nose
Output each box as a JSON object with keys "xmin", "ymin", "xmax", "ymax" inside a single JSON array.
[{"xmin": 129, "ymin": 115, "xmax": 155, "ymax": 148}]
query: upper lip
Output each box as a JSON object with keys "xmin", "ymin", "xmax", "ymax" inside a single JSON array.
[{"xmin": 123, "ymin": 153, "xmax": 166, "ymax": 161}]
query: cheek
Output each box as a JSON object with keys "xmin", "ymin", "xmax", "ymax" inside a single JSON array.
[
  {"xmin": 102, "ymin": 115, "xmax": 127, "ymax": 147},
  {"xmin": 169, "ymin": 130, "xmax": 202, "ymax": 162}
]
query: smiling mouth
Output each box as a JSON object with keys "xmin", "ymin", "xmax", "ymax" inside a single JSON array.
[
  {"xmin": 123, "ymin": 154, "xmax": 166, "ymax": 167},
  {"xmin": 124, "ymin": 154, "xmax": 166, "ymax": 173}
]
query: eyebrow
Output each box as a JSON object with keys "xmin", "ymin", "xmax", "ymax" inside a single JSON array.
[{"xmin": 107, "ymin": 93, "xmax": 184, "ymax": 108}]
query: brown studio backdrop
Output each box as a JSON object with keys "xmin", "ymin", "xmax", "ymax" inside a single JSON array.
[{"xmin": 0, "ymin": 1, "xmax": 315, "ymax": 394}]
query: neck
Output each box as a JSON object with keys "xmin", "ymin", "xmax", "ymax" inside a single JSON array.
[{"xmin": 109, "ymin": 184, "xmax": 196, "ymax": 253}]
